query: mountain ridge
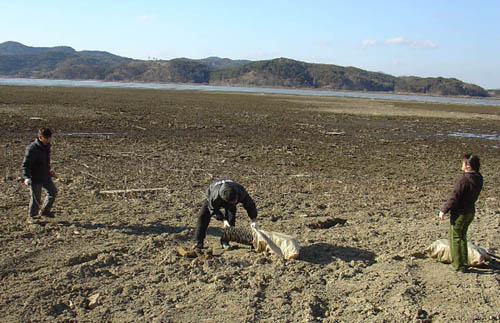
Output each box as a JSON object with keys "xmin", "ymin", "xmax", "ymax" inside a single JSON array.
[{"xmin": 0, "ymin": 41, "xmax": 490, "ymax": 97}]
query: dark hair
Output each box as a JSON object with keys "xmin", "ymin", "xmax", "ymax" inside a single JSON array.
[
  {"xmin": 220, "ymin": 183, "xmax": 237, "ymax": 202},
  {"xmin": 38, "ymin": 127, "xmax": 52, "ymax": 138},
  {"xmin": 463, "ymin": 153, "xmax": 480, "ymax": 171}
]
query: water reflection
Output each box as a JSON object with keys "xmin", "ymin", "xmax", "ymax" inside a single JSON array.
[
  {"xmin": 436, "ymin": 132, "xmax": 500, "ymax": 141},
  {"xmin": 58, "ymin": 132, "xmax": 119, "ymax": 136}
]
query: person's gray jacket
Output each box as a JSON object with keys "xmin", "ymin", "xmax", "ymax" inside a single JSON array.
[
  {"xmin": 205, "ymin": 179, "xmax": 257, "ymax": 220},
  {"xmin": 21, "ymin": 138, "xmax": 52, "ymax": 184}
]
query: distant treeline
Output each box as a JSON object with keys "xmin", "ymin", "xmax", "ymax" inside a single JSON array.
[{"xmin": 0, "ymin": 41, "xmax": 490, "ymax": 97}]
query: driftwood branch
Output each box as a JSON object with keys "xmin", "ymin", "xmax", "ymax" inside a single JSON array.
[{"xmin": 98, "ymin": 187, "xmax": 167, "ymax": 195}]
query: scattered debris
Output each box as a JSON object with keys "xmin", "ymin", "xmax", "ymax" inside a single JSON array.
[
  {"xmin": 325, "ymin": 131, "xmax": 345, "ymax": 136},
  {"xmin": 176, "ymin": 247, "xmax": 197, "ymax": 258},
  {"xmin": 87, "ymin": 293, "xmax": 100, "ymax": 309},
  {"xmin": 98, "ymin": 187, "xmax": 168, "ymax": 195}
]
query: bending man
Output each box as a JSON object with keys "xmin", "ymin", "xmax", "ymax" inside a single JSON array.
[{"xmin": 194, "ymin": 179, "xmax": 257, "ymax": 249}]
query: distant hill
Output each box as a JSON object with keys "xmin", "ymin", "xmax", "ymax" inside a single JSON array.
[
  {"xmin": 0, "ymin": 41, "xmax": 75, "ymax": 55},
  {"xmin": 488, "ymin": 89, "xmax": 500, "ymax": 97},
  {"xmin": 0, "ymin": 41, "xmax": 489, "ymax": 97},
  {"xmin": 0, "ymin": 41, "xmax": 132, "ymax": 79},
  {"xmin": 196, "ymin": 57, "xmax": 251, "ymax": 69}
]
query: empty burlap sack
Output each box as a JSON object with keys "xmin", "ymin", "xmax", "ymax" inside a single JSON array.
[
  {"xmin": 252, "ymin": 228, "xmax": 300, "ymax": 260},
  {"xmin": 425, "ymin": 239, "xmax": 490, "ymax": 266}
]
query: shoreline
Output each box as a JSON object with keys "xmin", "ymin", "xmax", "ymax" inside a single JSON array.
[{"xmin": 1, "ymin": 77, "xmax": 499, "ymax": 106}]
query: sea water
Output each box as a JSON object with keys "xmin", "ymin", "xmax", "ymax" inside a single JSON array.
[{"xmin": 1, "ymin": 78, "xmax": 499, "ymax": 107}]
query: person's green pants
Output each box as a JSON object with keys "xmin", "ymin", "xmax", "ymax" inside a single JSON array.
[{"xmin": 449, "ymin": 212, "xmax": 475, "ymax": 271}]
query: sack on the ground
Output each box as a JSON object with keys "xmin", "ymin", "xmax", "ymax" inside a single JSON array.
[
  {"xmin": 221, "ymin": 226, "xmax": 254, "ymax": 246},
  {"xmin": 252, "ymin": 228, "xmax": 300, "ymax": 259},
  {"xmin": 425, "ymin": 239, "xmax": 490, "ymax": 266},
  {"xmin": 221, "ymin": 226, "xmax": 300, "ymax": 259}
]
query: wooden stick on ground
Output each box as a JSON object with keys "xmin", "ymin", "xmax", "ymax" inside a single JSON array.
[{"xmin": 98, "ymin": 187, "xmax": 167, "ymax": 194}]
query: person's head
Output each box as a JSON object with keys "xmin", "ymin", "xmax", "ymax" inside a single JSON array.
[
  {"xmin": 462, "ymin": 153, "xmax": 480, "ymax": 172},
  {"xmin": 37, "ymin": 127, "xmax": 52, "ymax": 145},
  {"xmin": 220, "ymin": 183, "xmax": 238, "ymax": 204}
]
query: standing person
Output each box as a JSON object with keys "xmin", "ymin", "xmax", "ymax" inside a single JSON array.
[
  {"xmin": 439, "ymin": 154, "xmax": 483, "ymax": 273},
  {"xmin": 194, "ymin": 179, "xmax": 258, "ymax": 250},
  {"xmin": 21, "ymin": 127, "xmax": 58, "ymax": 223}
]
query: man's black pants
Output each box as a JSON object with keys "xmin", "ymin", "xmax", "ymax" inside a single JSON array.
[
  {"xmin": 194, "ymin": 200, "xmax": 236, "ymax": 244},
  {"xmin": 29, "ymin": 180, "xmax": 57, "ymax": 218}
]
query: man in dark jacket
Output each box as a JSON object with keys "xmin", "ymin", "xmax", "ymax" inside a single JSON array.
[
  {"xmin": 21, "ymin": 127, "xmax": 58, "ymax": 223},
  {"xmin": 439, "ymin": 154, "xmax": 483, "ymax": 272},
  {"xmin": 194, "ymin": 179, "xmax": 258, "ymax": 249}
]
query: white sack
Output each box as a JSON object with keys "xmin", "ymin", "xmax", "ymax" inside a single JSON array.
[
  {"xmin": 425, "ymin": 239, "xmax": 490, "ymax": 266},
  {"xmin": 252, "ymin": 228, "xmax": 300, "ymax": 259}
]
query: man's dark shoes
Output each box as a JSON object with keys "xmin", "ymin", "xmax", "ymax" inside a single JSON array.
[
  {"xmin": 27, "ymin": 216, "xmax": 40, "ymax": 224},
  {"xmin": 193, "ymin": 241, "xmax": 205, "ymax": 250},
  {"xmin": 40, "ymin": 210, "xmax": 55, "ymax": 218}
]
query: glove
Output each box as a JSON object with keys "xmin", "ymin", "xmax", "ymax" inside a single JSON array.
[
  {"xmin": 223, "ymin": 220, "xmax": 231, "ymax": 228},
  {"xmin": 24, "ymin": 178, "xmax": 32, "ymax": 186},
  {"xmin": 439, "ymin": 211, "xmax": 446, "ymax": 220},
  {"xmin": 250, "ymin": 221, "xmax": 258, "ymax": 230}
]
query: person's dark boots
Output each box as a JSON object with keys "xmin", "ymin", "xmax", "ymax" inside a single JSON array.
[
  {"xmin": 40, "ymin": 209, "xmax": 55, "ymax": 218},
  {"xmin": 27, "ymin": 216, "xmax": 40, "ymax": 224},
  {"xmin": 193, "ymin": 241, "xmax": 205, "ymax": 249}
]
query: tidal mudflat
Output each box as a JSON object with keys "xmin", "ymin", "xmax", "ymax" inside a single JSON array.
[{"xmin": 1, "ymin": 85, "xmax": 499, "ymax": 322}]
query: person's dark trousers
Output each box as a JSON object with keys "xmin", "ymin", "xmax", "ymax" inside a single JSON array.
[
  {"xmin": 29, "ymin": 180, "xmax": 57, "ymax": 218},
  {"xmin": 449, "ymin": 212, "xmax": 475, "ymax": 271},
  {"xmin": 194, "ymin": 200, "xmax": 236, "ymax": 244}
]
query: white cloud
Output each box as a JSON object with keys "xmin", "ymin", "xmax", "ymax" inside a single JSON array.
[
  {"xmin": 411, "ymin": 40, "xmax": 438, "ymax": 49},
  {"xmin": 386, "ymin": 37, "xmax": 408, "ymax": 45},
  {"xmin": 363, "ymin": 37, "xmax": 437, "ymax": 49},
  {"xmin": 386, "ymin": 37, "xmax": 437, "ymax": 49},
  {"xmin": 361, "ymin": 39, "xmax": 377, "ymax": 48}
]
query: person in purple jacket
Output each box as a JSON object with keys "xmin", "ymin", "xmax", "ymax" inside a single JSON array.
[{"xmin": 439, "ymin": 154, "xmax": 483, "ymax": 273}]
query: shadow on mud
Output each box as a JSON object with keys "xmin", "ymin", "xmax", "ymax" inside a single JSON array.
[
  {"xmin": 58, "ymin": 220, "xmax": 188, "ymax": 236},
  {"xmin": 299, "ymin": 243, "xmax": 376, "ymax": 265},
  {"xmin": 206, "ymin": 226, "xmax": 224, "ymax": 238},
  {"xmin": 468, "ymin": 259, "xmax": 500, "ymax": 275}
]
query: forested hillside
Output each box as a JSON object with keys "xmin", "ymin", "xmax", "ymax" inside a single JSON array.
[{"xmin": 0, "ymin": 41, "xmax": 489, "ymax": 97}]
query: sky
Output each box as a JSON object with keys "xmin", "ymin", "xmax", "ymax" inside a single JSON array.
[{"xmin": 1, "ymin": 1, "xmax": 499, "ymax": 89}]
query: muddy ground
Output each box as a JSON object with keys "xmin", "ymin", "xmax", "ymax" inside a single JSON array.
[{"xmin": 0, "ymin": 85, "xmax": 499, "ymax": 322}]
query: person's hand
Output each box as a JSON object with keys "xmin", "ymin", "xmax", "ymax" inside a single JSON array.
[
  {"xmin": 250, "ymin": 221, "xmax": 258, "ymax": 230},
  {"xmin": 439, "ymin": 211, "xmax": 446, "ymax": 221},
  {"xmin": 214, "ymin": 213, "xmax": 224, "ymax": 221},
  {"xmin": 49, "ymin": 170, "xmax": 57, "ymax": 178},
  {"xmin": 223, "ymin": 220, "xmax": 231, "ymax": 228},
  {"xmin": 24, "ymin": 178, "xmax": 32, "ymax": 186}
]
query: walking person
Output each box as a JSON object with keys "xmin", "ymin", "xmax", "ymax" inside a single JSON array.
[
  {"xmin": 21, "ymin": 127, "xmax": 58, "ymax": 223},
  {"xmin": 439, "ymin": 154, "xmax": 483, "ymax": 273},
  {"xmin": 194, "ymin": 179, "xmax": 258, "ymax": 249}
]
